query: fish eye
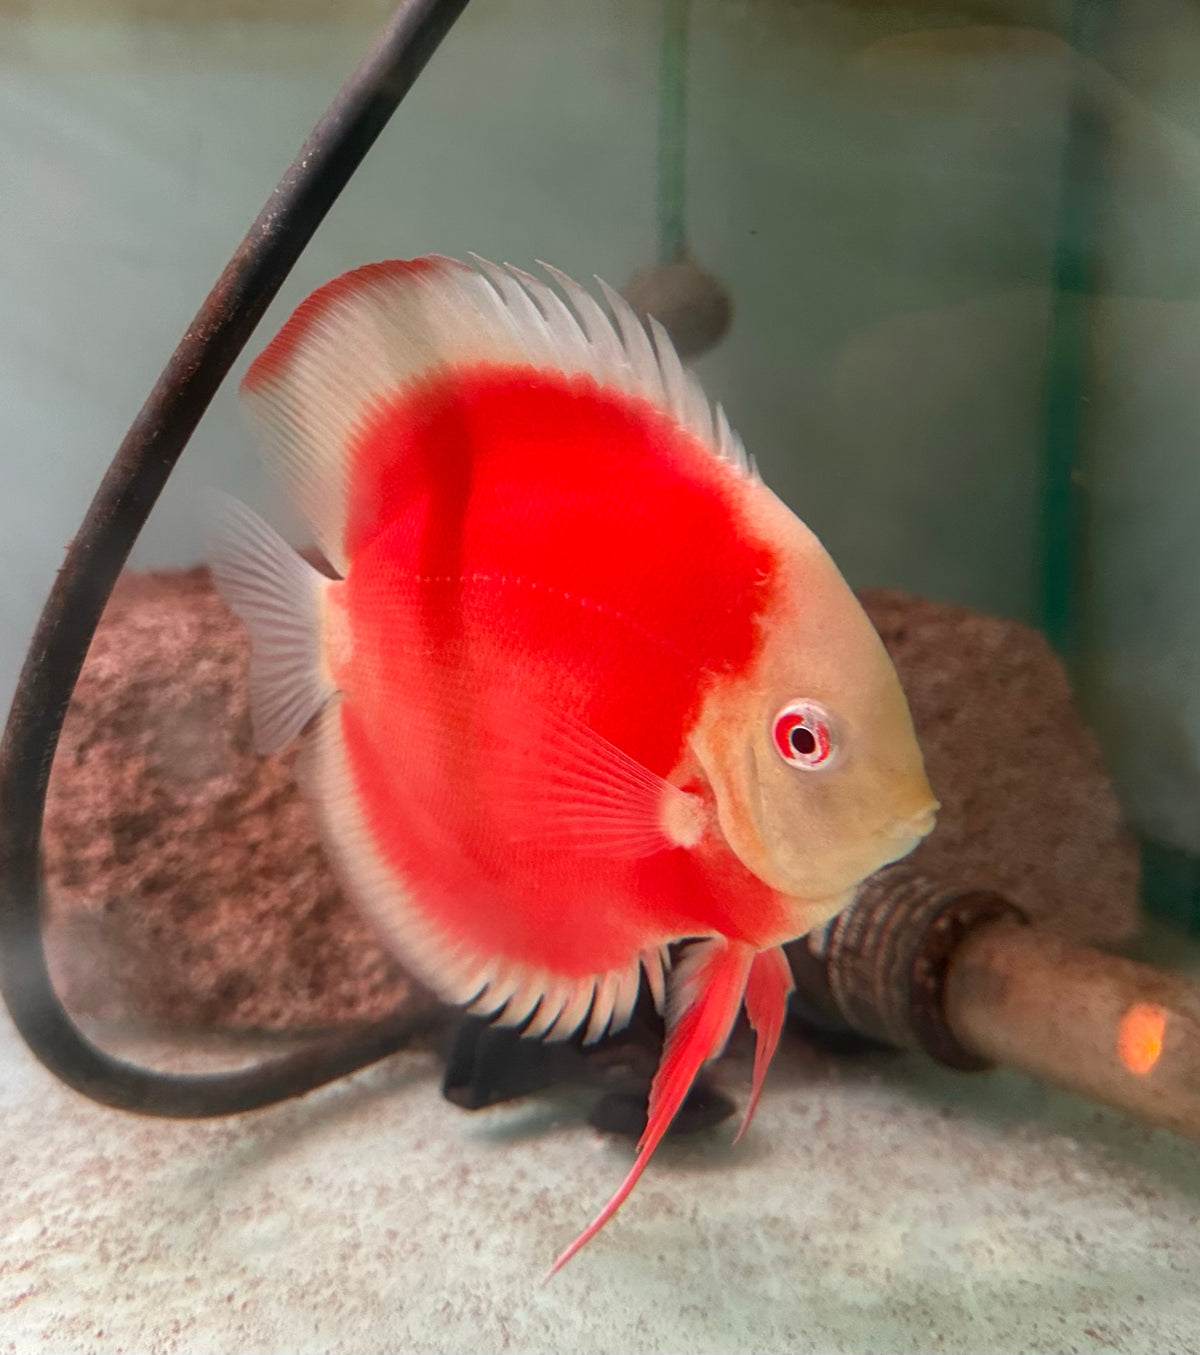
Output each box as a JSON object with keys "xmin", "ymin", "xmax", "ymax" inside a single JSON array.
[{"xmin": 772, "ymin": 701, "xmax": 836, "ymax": 770}]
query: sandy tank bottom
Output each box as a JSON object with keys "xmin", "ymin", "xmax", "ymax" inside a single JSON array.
[{"xmin": 1, "ymin": 925, "xmax": 1198, "ymax": 1355}]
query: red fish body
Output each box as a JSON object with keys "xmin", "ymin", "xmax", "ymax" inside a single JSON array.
[{"xmin": 210, "ymin": 256, "xmax": 937, "ymax": 1271}]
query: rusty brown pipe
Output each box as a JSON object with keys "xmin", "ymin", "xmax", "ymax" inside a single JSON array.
[{"xmin": 786, "ymin": 865, "xmax": 1200, "ymax": 1144}]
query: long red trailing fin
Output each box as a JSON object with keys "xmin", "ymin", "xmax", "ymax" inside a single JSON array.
[
  {"xmin": 732, "ymin": 945, "xmax": 795, "ymax": 1144},
  {"xmin": 547, "ymin": 940, "xmax": 753, "ymax": 1277}
]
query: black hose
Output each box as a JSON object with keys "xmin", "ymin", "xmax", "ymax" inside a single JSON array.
[{"xmin": 0, "ymin": 0, "xmax": 471, "ymax": 1116}]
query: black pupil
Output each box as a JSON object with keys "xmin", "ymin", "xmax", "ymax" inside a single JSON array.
[{"xmin": 789, "ymin": 724, "xmax": 818, "ymax": 757}]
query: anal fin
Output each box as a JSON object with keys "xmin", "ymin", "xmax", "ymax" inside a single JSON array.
[{"xmin": 547, "ymin": 939, "xmax": 753, "ymax": 1277}]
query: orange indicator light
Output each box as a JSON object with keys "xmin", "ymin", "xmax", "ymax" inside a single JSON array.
[{"xmin": 1117, "ymin": 1002, "xmax": 1167, "ymax": 1076}]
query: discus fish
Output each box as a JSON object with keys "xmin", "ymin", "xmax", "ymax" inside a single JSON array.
[{"xmin": 209, "ymin": 255, "xmax": 937, "ymax": 1272}]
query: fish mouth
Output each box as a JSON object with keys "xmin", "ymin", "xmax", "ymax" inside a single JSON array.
[
  {"xmin": 787, "ymin": 798, "xmax": 940, "ymax": 912},
  {"xmin": 904, "ymin": 801, "xmax": 940, "ymax": 839},
  {"xmin": 882, "ymin": 792, "xmax": 940, "ymax": 844},
  {"xmin": 875, "ymin": 800, "xmax": 939, "ymax": 865}
]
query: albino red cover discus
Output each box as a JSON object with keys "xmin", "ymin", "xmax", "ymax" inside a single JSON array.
[{"xmin": 209, "ymin": 255, "xmax": 937, "ymax": 1272}]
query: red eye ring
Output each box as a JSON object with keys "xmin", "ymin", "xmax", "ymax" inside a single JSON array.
[{"xmin": 772, "ymin": 701, "xmax": 835, "ymax": 769}]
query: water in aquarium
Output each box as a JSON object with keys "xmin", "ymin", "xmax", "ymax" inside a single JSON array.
[{"xmin": 1, "ymin": 1, "xmax": 1198, "ymax": 1350}]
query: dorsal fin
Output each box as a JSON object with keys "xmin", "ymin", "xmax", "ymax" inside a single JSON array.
[{"xmin": 239, "ymin": 255, "xmax": 752, "ymax": 573}]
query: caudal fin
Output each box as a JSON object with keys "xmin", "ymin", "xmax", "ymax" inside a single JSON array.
[
  {"xmin": 205, "ymin": 493, "xmax": 335, "ymax": 754},
  {"xmin": 547, "ymin": 939, "xmax": 754, "ymax": 1277}
]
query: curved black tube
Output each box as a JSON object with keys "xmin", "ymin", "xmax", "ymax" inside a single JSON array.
[{"xmin": 0, "ymin": 0, "xmax": 470, "ymax": 1115}]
